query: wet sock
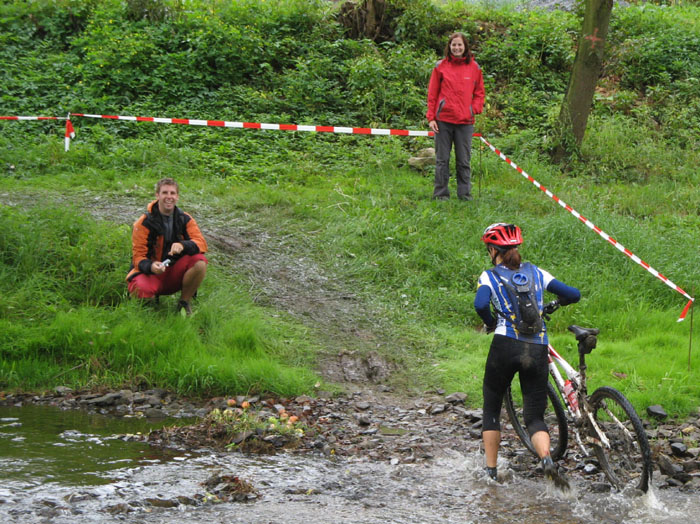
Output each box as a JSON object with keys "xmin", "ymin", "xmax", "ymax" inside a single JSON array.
[{"xmin": 485, "ymin": 466, "xmax": 498, "ymax": 481}]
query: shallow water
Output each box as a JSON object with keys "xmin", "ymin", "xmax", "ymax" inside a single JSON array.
[{"xmin": 1, "ymin": 405, "xmax": 698, "ymax": 524}]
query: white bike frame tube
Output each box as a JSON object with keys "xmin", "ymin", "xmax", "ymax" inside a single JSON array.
[{"xmin": 548, "ymin": 344, "xmax": 581, "ymax": 418}]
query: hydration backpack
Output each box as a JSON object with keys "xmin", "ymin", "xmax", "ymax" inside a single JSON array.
[{"xmin": 489, "ymin": 263, "xmax": 543, "ymax": 335}]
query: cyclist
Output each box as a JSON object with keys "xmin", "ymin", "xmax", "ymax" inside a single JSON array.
[{"xmin": 474, "ymin": 223, "xmax": 580, "ymax": 489}]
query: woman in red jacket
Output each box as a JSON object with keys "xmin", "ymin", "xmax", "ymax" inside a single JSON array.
[{"xmin": 426, "ymin": 32, "xmax": 485, "ymax": 200}]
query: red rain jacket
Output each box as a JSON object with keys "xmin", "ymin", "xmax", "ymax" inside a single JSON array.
[{"xmin": 426, "ymin": 56, "xmax": 485, "ymax": 125}]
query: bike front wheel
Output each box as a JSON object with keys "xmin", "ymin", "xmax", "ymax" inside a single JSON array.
[
  {"xmin": 505, "ymin": 381, "xmax": 568, "ymax": 461},
  {"xmin": 588, "ymin": 386, "xmax": 652, "ymax": 492}
]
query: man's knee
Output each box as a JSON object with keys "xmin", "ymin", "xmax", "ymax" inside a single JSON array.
[
  {"xmin": 128, "ymin": 278, "xmax": 158, "ymax": 299},
  {"xmin": 190, "ymin": 259, "xmax": 207, "ymax": 276}
]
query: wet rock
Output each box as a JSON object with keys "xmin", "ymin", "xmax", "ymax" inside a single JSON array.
[
  {"xmin": 590, "ymin": 482, "xmax": 612, "ymax": 493},
  {"xmin": 355, "ymin": 401, "xmax": 371, "ymax": 411},
  {"xmin": 146, "ymin": 497, "xmax": 178, "ymax": 508},
  {"xmin": 583, "ymin": 463, "xmax": 598, "ymax": 474},
  {"xmin": 658, "ymin": 453, "xmax": 684, "ymax": 477},
  {"xmin": 104, "ymin": 503, "xmax": 133, "ymax": 514},
  {"xmin": 680, "ymin": 477, "xmax": 700, "ymax": 493},
  {"xmin": 202, "ymin": 474, "xmax": 259, "ymax": 502},
  {"xmin": 144, "ymin": 407, "xmax": 167, "ymax": 419},
  {"xmin": 55, "ymin": 386, "xmax": 73, "ymax": 396},
  {"xmin": 647, "ymin": 404, "xmax": 668, "ymax": 420},
  {"xmin": 666, "ymin": 478, "xmax": 685, "ymax": 488},
  {"xmin": 84, "ymin": 392, "xmax": 123, "ymax": 406}
]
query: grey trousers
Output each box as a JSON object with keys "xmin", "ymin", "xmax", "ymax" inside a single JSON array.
[{"xmin": 433, "ymin": 121, "xmax": 473, "ymax": 199}]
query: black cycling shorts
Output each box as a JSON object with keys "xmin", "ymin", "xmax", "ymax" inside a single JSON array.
[{"xmin": 482, "ymin": 334, "xmax": 549, "ymax": 436}]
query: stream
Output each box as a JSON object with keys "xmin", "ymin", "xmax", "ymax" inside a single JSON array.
[{"xmin": 1, "ymin": 405, "xmax": 698, "ymax": 524}]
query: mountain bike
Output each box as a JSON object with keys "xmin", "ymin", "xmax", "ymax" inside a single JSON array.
[{"xmin": 504, "ymin": 300, "xmax": 653, "ymax": 492}]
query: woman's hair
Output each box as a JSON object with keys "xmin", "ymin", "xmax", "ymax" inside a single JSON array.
[
  {"xmin": 489, "ymin": 245, "xmax": 521, "ymax": 270},
  {"xmin": 444, "ymin": 32, "xmax": 471, "ymax": 62},
  {"xmin": 500, "ymin": 247, "xmax": 521, "ymax": 270}
]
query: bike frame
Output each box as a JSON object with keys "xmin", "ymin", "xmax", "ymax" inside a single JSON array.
[{"xmin": 547, "ymin": 344, "xmax": 612, "ymax": 453}]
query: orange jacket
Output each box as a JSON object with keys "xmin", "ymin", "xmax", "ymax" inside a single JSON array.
[{"xmin": 126, "ymin": 200, "xmax": 207, "ymax": 282}]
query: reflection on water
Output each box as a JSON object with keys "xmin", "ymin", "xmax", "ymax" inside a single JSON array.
[
  {"xmin": 0, "ymin": 405, "xmax": 698, "ymax": 524},
  {"xmin": 0, "ymin": 404, "xmax": 186, "ymax": 486}
]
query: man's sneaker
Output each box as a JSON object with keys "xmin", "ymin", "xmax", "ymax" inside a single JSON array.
[
  {"xmin": 542, "ymin": 455, "xmax": 570, "ymax": 491},
  {"xmin": 177, "ymin": 300, "xmax": 192, "ymax": 316}
]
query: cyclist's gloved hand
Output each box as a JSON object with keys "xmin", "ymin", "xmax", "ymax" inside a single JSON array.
[{"xmin": 558, "ymin": 296, "xmax": 573, "ymax": 306}]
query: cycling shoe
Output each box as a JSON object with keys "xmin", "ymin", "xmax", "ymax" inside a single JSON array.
[{"xmin": 542, "ymin": 456, "xmax": 570, "ymax": 491}]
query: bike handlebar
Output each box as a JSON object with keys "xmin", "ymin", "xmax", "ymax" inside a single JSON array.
[{"xmin": 542, "ymin": 299, "xmax": 560, "ymax": 320}]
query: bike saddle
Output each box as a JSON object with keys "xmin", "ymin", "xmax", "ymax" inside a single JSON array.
[
  {"xmin": 568, "ymin": 325, "xmax": 599, "ymax": 354},
  {"xmin": 567, "ymin": 325, "xmax": 599, "ymax": 340}
]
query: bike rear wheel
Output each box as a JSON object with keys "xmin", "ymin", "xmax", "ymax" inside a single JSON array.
[
  {"xmin": 505, "ymin": 381, "xmax": 568, "ymax": 461},
  {"xmin": 588, "ymin": 386, "xmax": 652, "ymax": 492}
]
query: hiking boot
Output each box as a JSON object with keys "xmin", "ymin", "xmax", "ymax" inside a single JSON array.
[
  {"xmin": 177, "ymin": 300, "xmax": 192, "ymax": 316},
  {"xmin": 542, "ymin": 455, "xmax": 570, "ymax": 491}
]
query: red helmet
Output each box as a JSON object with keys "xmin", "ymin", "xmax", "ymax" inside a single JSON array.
[{"xmin": 481, "ymin": 223, "xmax": 522, "ymax": 247}]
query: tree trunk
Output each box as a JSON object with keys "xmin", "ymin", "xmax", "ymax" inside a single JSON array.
[
  {"xmin": 553, "ymin": 0, "xmax": 613, "ymax": 162},
  {"xmin": 338, "ymin": 0, "xmax": 391, "ymax": 42}
]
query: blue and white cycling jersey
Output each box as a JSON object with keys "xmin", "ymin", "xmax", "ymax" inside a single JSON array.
[{"xmin": 476, "ymin": 263, "xmax": 555, "ymax": 344}]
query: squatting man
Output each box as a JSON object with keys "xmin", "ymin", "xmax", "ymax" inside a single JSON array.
[{"xmin": 126, "ymin": 177, "xmax": 208, "ymax": 315}]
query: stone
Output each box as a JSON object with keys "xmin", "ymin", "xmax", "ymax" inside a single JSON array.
[
  {"xmin": 590, "ymin": 482, "xmax": 611, "ymax": 493},
  {"xmin": 647, "ymin": 404, "xmax": 668, "ymax": 420},
  {"xmin": 355, "ymin": 414, "xmax": 371, "ymax": 426},
  {"xmin": 445, "ymin": 392, "xmax": 467, "ymax": 404},
  {"xmin": 583, "ymin": 463, "xmax": 598, "ymax": 474},
  {"xmin": 671, "ymin": 442, "xmax": 688, "ymax": 457},
  {"xmin": 408, "ymin": 156, "xmax": 435, "ymax": 169},
  {"xmin": 85, "ymin": 392, "xmax": 122, "ymax": 406},
  {"xmin": 429, "ymin": 403, "xmax": 447, "ymax": 415},
  {"xmin": 144, "ymin": 407, "xmax": 167, "ymax": 419},
  {"xmin": 658, "ymin": 453, "xmax": 683, "ymax": 477}
]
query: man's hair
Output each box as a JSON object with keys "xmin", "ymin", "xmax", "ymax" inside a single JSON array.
[{"xmin": 155, "ymin": 177, "xmax": 179, "ymax": 194}]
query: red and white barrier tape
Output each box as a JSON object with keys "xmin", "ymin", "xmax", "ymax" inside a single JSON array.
[
  {"xmin": 477, "ymin": 135, "xmax": 694, "ymax": 321},
  {"xmin": 69, "ymin": 113, "xmax": 434, "ymax": 137},
  {"xmin": 65, "ymin": 118, "xmax": 75, "ymax": 152},
  {"xmin": 2, "ymin": 113, "xmax": 694, "ymax": 319},
  {"xmin": 1, "ymin": 115, "xmax": 74, "ymax": 151},
  {"xmin": 0, "ymin": 116, "xmax": 65, "ymax": 120}
]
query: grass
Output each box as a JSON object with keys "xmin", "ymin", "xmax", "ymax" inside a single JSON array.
[
  {"xmin": 1, "ymin": 127, "xmax": 697, "ymax": 418},
  {"xmin": 1, "ymin": 1, "xmax": 699, "ymax": 419}
]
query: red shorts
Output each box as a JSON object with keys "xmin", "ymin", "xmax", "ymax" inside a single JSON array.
[{"xmin": 128, "ymin": 254, "xmax": 208, "ymax": 298}]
